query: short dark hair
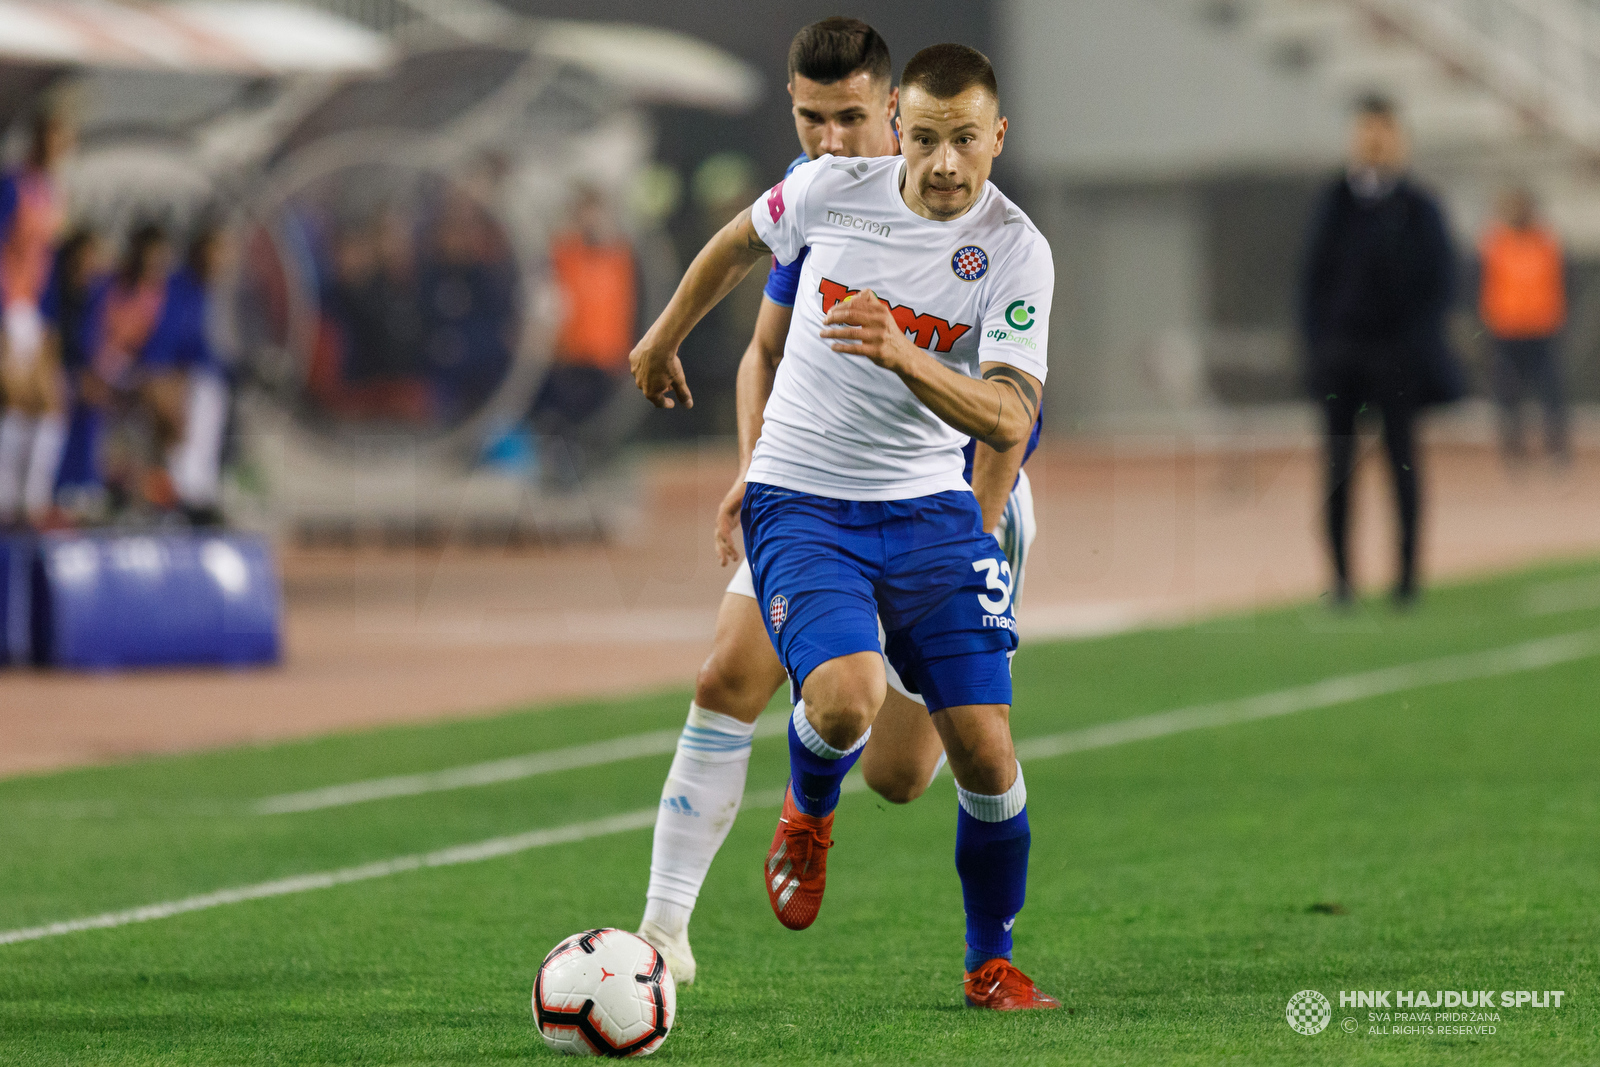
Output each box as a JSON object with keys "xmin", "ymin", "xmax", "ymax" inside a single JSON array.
[
  {"xmin": 900, "ymin": 43, "xmax": 999, "ymax": 105},
  {"xmin": 1355, "ymin": 92, "xmax": 1396, "ymax": 119},
  {"xmin": 787, "ymin": 17, "xmax": 891, "ymax": 86}
]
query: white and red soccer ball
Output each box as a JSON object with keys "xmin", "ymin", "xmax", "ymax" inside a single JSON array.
[{"xmin": 533, "ymin": 928, "xmax": 676, "ymax": 1057}]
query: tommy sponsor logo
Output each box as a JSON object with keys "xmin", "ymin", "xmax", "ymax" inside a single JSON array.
[
  {"xmin": 826, "ymin": 209, "xmax": 891, "ymax": 237},
  {"xmin": 765, "ymin": 181, "xmax": 786, "ymax": 223},
  {"xmin": 819, "ymin": 277, "xmax": 972, "ymax": 353},
  {"xmin": 768, "ymin": 594, "xmax": 789, "ymax": 633}
]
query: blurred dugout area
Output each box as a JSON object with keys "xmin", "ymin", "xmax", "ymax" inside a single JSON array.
[{"xmin": 1, "ymin": 0, "xmax": 760, "ymax": 547}]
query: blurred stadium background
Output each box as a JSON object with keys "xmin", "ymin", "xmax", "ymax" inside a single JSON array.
[
  {"xmin": 4, "ymin": 3, "xmax": 1600, "ymax": 1063},
  {"xmin": 2, "ymin": 1, "xmax": 1599, "ymax": 771}
]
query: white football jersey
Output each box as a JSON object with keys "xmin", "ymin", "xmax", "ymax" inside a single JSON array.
[{"xmin": 745, "ymin": 154, "xmax": 1053, "ymax": 501}]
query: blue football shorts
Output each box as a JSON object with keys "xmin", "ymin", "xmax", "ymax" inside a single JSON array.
[{"xmin": 741, "ymin": 482, "xmax": 1019, "ymax": 712}]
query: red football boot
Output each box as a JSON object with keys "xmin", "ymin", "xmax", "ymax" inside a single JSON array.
[
  {"xmin": 764, "ymin": 783, "xmax": 834, "ymax": 930},
  {"xmin": 964, "ymin": 958, "xmax": 1063, "ymax": 1011}
]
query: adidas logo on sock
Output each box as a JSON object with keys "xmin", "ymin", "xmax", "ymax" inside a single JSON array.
[{"xmin": 662, "ymin": 795, "xmax": 700, "ymax": 817}]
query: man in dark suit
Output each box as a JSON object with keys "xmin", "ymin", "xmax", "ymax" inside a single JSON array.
[{"xmin": 1299, "ymin": 95, "xmax": 1461, "ymax": 608}]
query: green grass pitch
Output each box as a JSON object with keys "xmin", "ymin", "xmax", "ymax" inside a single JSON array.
[{"xmin": 3, "ymin": 558, "xmax": 1598, "ymax": 1065}]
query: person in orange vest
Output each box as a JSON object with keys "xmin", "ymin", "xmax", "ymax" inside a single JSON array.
[
  {"xmin": 0, "ymin": 110, "xmax": 73, "ymax": 527},
  {"xmin": 1478, "ymin": 188, "xmax": 1570, "ymax": 466},
  {"xmin": 530, "ymin": 185, "xmax": 638, "ymax": 484}
]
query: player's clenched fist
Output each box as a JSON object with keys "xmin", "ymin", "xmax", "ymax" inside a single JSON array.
[
  {"xmin": 820, "ymin": 289, "xmax": 915, "ymax": 373},
  {"xmin": 629, "ymin": 337, "xmax": 694, "ymax": 409}
]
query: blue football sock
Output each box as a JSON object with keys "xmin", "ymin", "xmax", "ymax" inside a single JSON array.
[
  {"xmin": 955, "ymin": 766, "xmax": 1030, "ymax": 967},
  {"xmin": 965, "ymin": 945, "xmax": 1014, "ymax": 973},
  {"xmin": 786, "ymin": 702, "xmax": 868, "ymax": 817}
]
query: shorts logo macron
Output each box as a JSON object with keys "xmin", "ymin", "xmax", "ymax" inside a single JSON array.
[
  {"xmin": 769, "ymin": 594, "xmax": 789, "ymax": 633},
  {"xmin": 952, "ymin": 245, "xmax": 988, "ymax": 281},
  {"xmin": 766, "ymin": 181, "xmax": 786, "ymax": 223}
]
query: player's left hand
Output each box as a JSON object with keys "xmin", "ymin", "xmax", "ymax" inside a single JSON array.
[
  {"xmin": 820, "ymin": 289, "xmax": 915, "ymax": 373},
  {"xmin": 629, "ymin": 337, "xmax": 694, "ymax": 409}
]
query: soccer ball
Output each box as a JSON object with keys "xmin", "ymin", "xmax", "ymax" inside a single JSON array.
[{"xmin": 533, "ymin": 928, "xmax": 676, "ymax": 1057}]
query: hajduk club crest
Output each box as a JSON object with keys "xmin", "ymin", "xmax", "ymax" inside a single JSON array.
[
  {"xmin": 768, "ymin": 594, "xmax": 789, "ymax": 633},
  {"xmin": 951, "ymin": 245, "xmax": 988, "ymax": 281}
]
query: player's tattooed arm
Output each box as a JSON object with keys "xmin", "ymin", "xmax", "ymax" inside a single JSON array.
[
  {"xmin": 983, "ymin": 366, "xmax": 1040, "ymax": 429},
  {"xmin": 630, "ymin": 211, "xmax": 771, "ymax": 408},
  {"xmin": 821, "ymin": 290, "xmax": 1039, "ymax": 450}
]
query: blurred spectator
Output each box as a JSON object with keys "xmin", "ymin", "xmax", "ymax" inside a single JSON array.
[
  {"xmin": 1299, "ymin": 95, "xmax": 1463, "ymax": 608},
  {"xmin": 85, "ymin": 222, "xmax": 184, "ymax": 512},
  {"xmin": 531, "ymin": 185, "xmax": 637, "ymax": 483},
  {"xmin": 148, "ymin": 221, "xmax": 233, "ymax": 525},
  {"xmin": 315, "ymin": 208, "xmax": 429, "ymax": 423},
  {"xmin": 422, "ymin": 188, "xmax": 515, "ymax": 424},
  {"xmin": 42, "ymin": 228, "xmax": 109, "ymax": 517},
  {"xmin": 1478, "ymin": 188, "xmax": 1570, "ymax": 467},
  {"xmin": 0, "ymin": 110, "xmax": 72, "ymax": 527}
]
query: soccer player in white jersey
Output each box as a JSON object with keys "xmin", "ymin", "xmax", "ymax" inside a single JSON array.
[
  {"xmin": 634, "ymin": 21, "xmax": 1042, "ymax": 994},
  {"xmin": 631, "ymin": 43, "xmax": 1058, "ymax": 1010}
]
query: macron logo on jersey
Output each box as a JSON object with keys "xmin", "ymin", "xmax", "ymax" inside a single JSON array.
[
  {"xmin": 819, "ymin": 277, "xmax": 973, "ymax": 354},
  {"xmin": 766, "ymin": 181, "xmax": 786, "ymax": 223}
]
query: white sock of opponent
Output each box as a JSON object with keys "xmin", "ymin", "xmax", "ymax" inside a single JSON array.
[
  {"xmin": 643, "ymin": 701, "xmax": 758, "ymax": 936},
  {"xmin": 0, "ymin": 411, "xmax": 34, "ymax": 522},
  {"xmin": 22, "ymin": 412, "xmax": 66, "ymax": 518}
]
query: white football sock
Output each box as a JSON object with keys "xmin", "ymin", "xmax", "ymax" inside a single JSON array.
[
  {"xmin": 644, "ymin": 701, "xmax": 758, "ymax": 935},
  {"xmin": 23, "ymin": 412, "xmax": 66, "ymax": 517},
  {"xmin": 0, "ymin": 411, "xmax": 34, "ymax": 521},
  {"xmin": 791, "ymin": 699, "xmax": 869, "ymax": 759},
  {"xmin": 957, "ymin": 763, "xmax": 1028, "ymax": 822}
]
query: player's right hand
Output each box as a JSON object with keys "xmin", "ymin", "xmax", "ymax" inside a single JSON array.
[
  {"xmin": 629, "ymin": 337, "xmax": 694, "ymax": 409},
  {"xmin": 713, "ymin": 476, "xmax": 746, "ymax": 566}
]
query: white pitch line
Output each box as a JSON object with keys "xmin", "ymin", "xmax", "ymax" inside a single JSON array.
[
  {"xmin": 6, "ymin": 627, "xmax": 1597, "ymax": 947},
  {"xmin": 0, "ymin": 791, "xmax": 781, "ymax": 948},
  {"xmin": 1014, "ymin": 627, "xmax": 1600, "ymax": 761},
  {"xmin": 257, "ymin": 712, "xmax": 791, "ymax": 814}
]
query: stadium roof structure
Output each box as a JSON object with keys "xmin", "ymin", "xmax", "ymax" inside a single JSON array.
[
  {"xmin": 0, "ymin": 0, "xmax": 392, "ymax": 76},
  {"xmin": 531, "ymin": 19, "xmax": 760, "ymax": 114}
]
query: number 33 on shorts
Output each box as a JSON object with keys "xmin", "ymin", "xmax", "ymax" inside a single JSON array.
[{"xmin": 972, "ymin": 558, "xmax": 1013, "ymax": 615}]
